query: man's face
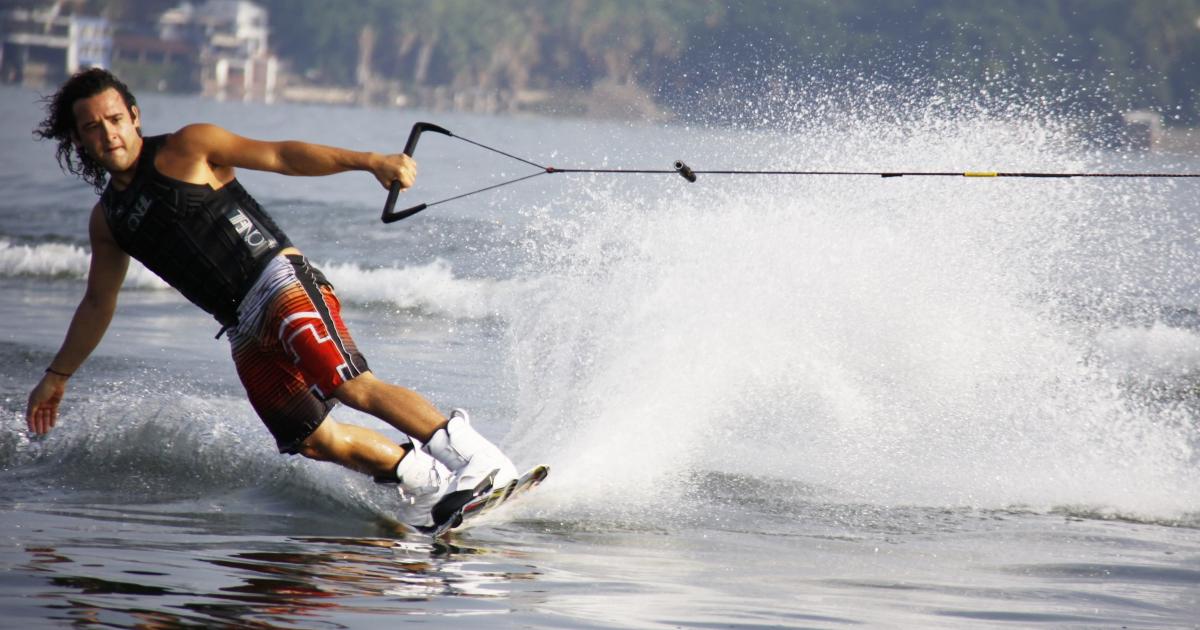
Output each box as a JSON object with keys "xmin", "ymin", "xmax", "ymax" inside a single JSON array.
[{"xmin": 72, "ymin": 88, "xmax": 142, "ymax": 175}]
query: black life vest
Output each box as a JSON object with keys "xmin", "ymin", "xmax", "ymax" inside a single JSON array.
[{"xmin": 100, "ymin": 134, "xmax": 292, "ymax": 326}]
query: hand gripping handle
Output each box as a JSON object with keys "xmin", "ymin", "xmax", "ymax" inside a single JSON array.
[{"xmin": 381, "ymin": 122, "xmax": 452, "ymax": 224}]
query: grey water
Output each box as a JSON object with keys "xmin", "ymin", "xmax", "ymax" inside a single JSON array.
[{"xmin": 2, "ymin": 83, "xmax": 1200, "ymax": 628}]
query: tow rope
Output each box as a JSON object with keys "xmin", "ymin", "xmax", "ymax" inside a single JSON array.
[{"xmin": 381, "ymin": 121, "xmax": 1200, "ymax": 224}]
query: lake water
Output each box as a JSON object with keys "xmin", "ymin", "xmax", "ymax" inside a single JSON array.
[{"xmin": 2, "ymin": 83, "xmax": 1200, "ymax": 628}]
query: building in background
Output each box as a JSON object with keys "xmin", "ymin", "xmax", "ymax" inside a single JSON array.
[
  {"xmin": 157, "ymin": 0, "xmax": 277, "ymax": 102},
  {"xmin": 0, "ymin": 4, "xmax": 111, "ymax": 86},
  {"xmin": 2, "ymin": 0, "xmax": 276, "ymax": 102},
  {"xmin": 111, "ymin": 23, "xmax": 198, "ymax": 93}
]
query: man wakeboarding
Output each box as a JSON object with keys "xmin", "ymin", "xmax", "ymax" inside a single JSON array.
[{"xmin": 23, "ymin": 68, "xmax": 517, "ymax": 532}]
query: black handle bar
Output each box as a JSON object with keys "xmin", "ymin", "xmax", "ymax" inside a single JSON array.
[{"xmin": 381, "ymin": 122, "xmax": 452, "ymax": 224}]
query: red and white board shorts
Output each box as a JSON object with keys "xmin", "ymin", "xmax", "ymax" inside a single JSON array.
[{"xmin": 227, "ymin": 254, "xmax": 369, "ymax": 453}]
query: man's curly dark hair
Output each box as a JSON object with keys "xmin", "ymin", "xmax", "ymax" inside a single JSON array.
[{"xmin": 34, "ymin": 68, "xmax": 139, "ymax": 192}]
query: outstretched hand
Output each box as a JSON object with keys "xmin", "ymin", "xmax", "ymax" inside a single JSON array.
[
  {"xmin": 26, "ymin": 373, "xmax": 67, "ymax": 435},
  {"xmin": 373, "ymin": 153, "xmax": 417, "ymax": 191}
]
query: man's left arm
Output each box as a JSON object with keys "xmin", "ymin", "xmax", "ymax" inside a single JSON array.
[{"xmin": 171, "ymin": 123, "xmax": 416, "ymax": 190}]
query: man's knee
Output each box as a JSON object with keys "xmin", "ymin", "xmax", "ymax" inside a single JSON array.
[
  {"xmin": 333, "ymin": 372, "xmax": 380, "ymax": 411},
  {"xmin": 297, "ymin": 419, "xmax": 337, "ymax": 461}
]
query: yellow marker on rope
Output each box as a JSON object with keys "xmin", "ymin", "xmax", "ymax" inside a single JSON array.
[{"xmin": 964, "ymin": 171, "xmax": 999, "ymax": 177}]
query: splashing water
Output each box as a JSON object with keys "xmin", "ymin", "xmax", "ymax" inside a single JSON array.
[{"xmin": 502, "ymin": 87, "xmax": 1200, "ymax": 523}]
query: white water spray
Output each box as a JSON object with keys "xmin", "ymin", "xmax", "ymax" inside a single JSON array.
[{"xmin": 503, "ymin": 93, "xmax": 1200, "ymax": 521}]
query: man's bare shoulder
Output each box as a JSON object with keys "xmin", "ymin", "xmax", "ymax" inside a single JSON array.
[
  {"xmin": 158, "ymin": 124, "xmax": 247, "ymax": 182},
  {"xmin": 164, "ymin": 123, "xmax": 230, "ymax": 154}
]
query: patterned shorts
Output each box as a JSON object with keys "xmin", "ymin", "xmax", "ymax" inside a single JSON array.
[{"xmin": 228, "ymin": 254, "xmax": 370, "ymax": 453}]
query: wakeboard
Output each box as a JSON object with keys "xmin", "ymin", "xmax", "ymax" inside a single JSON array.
[{"xmin": 426, "ymin": 464, "xmax": 550, "ymax": 538}]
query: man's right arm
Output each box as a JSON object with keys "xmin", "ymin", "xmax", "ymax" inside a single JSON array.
[
  {"xmin": 165, "ymin": 123, "xmax": 417, "ymax": 191},
  {"xmin": 25, "ymin": 204, "xmax": 129, "ymax": 435}
]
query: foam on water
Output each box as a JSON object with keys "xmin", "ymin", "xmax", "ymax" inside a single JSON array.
[
  {"xmin": 0, "ymin": 238, "xmax": 167, "ymax": 289},
  {"xmin": 320, "ymin": 259, "xmax": 520, "ymax": 320},
  {"xmin": 2, "ymin": 386, "xmax": 279, "ymax": 487},
  {"xmin": 502, "ymin": 90, "xmax": 1200, "ymax": 523},
  {"xmin": 0, "ymin": 238, "xmax": 513, "ymax": 319},
  {"xmin": 1, "ymin": 385, "xmax": 403, "ymax": 522}
]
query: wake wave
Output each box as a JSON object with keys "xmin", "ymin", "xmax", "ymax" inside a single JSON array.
[
  {"xmin": 321, "ymin": 259, "xmax": 524, "ymax": 320},
  {"xmin": 0, "ymin": 388, "xmax": 405, "ymax": 521},
  {"xmin": 0, "ymin": 238, "xmax": 168, "ymax": 289},
  {"xmin": 0, "ymin": 238, "xmax": 521, "ymax": 320}
]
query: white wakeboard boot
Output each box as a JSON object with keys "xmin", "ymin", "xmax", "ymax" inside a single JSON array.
[
  {"xmin": 422, "ymin": 408, "xmax": 518, "ymax": 528},
  {"xmin": 391, "ymin": 442, "xmax": 450, "ymax": 528}
]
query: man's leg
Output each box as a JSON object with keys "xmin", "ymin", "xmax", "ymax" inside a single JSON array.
[
  {"xmin": 295, "ymin": 415, "xmax": 407, "ymax": 478},
  {"xmin": 332, "ymin": 372, "xmax": 444, "ymax": 442},
  {"xmin": 298, "ymin": 416, "xmax": 450, "ymax": 527},
  {"xmin": 334, "ymin": 372, "xmax": 517, "ymax": 504},
  {"xmin": 264, "ymin": 255, "xmax": 515, "ymax": 524}
]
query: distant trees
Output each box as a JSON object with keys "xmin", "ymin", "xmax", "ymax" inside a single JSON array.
[
  {"xmin": 656, "ymin": 0, "xmax": 1200, "ymax": 123},
  {"xmin": 261, "ymin": 0, "xmax": 715, "ymax": 92},
  {"xmin": 96, "ymin": 0, "xmax": 1200, "ymax": 123}
]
